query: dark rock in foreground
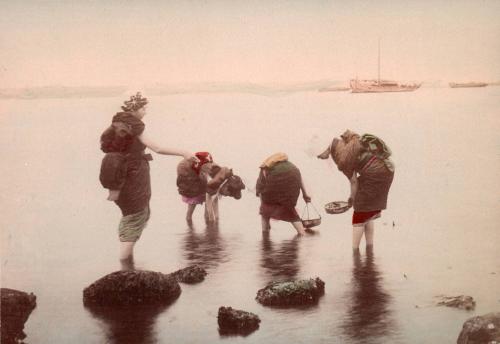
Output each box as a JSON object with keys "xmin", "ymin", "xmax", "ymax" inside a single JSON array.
[
  {"xmin": 171, "ymin": 265, "xmax": 207, "ymax": 284},
  {"xmin": 457, "ymin": 312, "xmax": 500, "ymax": 344},
  {"xmin": 218, "ymin": 306, "xmax": 260, "ymax": 335},
  {"xmin": 83, "ymin": 270, "xmax": 181, "ymax": 307},
  {"xmin": 436, "ymin": 295, "xmax": 476, "ymax": 311},
  {"xmin": 256, "ymin": 277, "xmax": 325, "ymax": 306},
  {"xmin": 1, "ymin": 288, "xmax": 37, "ymax": 344}
]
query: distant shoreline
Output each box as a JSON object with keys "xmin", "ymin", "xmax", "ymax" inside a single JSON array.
[{"xmin": 1, "ymin": 81, "xmax": 498, "ymax": 99}]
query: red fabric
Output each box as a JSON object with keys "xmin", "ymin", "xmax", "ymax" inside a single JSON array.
[
  {"xmin": 192, "ymin": 152, "xmax": 213, "ymax": 175},
  {"xmin": 352, "ymin": 210, "xmax": 381, "ymax": 225}
]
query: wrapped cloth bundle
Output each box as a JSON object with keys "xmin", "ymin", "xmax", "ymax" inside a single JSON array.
[{"xmin": 256, "ymin": 153, "xmax": 301, "ymax": 208}]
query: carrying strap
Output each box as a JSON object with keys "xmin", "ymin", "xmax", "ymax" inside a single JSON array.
[{"xmin": 301, "ymin": 202, "xmax": 321, "ymax": 221}]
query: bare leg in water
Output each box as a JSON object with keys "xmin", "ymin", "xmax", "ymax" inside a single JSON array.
[
  {"xmin": 261, "ymin": 216, "xmax": 271, "ymax": 232},
  {"xmin": 186, "ymin": 204, "xmax": 196, "ymax": 224},
  {"xmin": 352, "ymin": 220, "xmax": 375, "ymax": 250},
  {"xmin": 292, "ymin": 221, "xmax": 306, "ymax": 236},
  {"xmin": 352, "ymin": 225, "xmax": 364, "ymax": 250},
  {"xmin": 120, "ymin": 241, "xmax": 136, "ymax": 270},
  {"xmin": 364, "ymin": 220, "xmax": 375, "ymax": 247}
]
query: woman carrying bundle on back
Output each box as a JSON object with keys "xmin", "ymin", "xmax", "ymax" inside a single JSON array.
[
  {"xmin": 256, "ymin": 153, "xmax": 311, "ymax": 236},
  {"xmin": 317, "ymin": 130, "xmax": 394, "ymax": 251},
  {"xmin": 177, "ymin": 152, "xmax": 245, "ymax": 225},
  {"xmin": 99, "ymin": 92, "xmax": 196, "ymax": 268}
]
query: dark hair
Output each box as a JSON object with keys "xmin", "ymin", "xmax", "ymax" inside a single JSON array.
[{"xmin": 100, "ymin": 124, "xmax": 133, "ymax": 153}]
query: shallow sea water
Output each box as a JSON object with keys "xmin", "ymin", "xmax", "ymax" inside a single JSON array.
[{"xmin": 1, "ymin": 87, "xmax": 499, "ymax": 343}]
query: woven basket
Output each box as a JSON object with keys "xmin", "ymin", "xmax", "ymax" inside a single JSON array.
[
  {"xmin": 302, "ymin": 218, "xmax": 322, "ymax": 228},
  {"xmin": 324, "ymin": 201, "xmax": 351, "ymax": 214},
  {"xmin": 301, "ymin": 203, "xmax": 321, "ymax": 228}
]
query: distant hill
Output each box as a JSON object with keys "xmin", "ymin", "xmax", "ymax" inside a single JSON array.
[
  {"xmin": 0, "ymin": 81, "xmax": 346, "ymax": 99},
  {"xmin": 145, "ymin": 80, "xmax": 348, "ymax": 96}
]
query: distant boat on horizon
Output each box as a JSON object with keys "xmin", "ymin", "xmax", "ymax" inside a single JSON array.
[
  {"xmin": 449, "ymin": 82, "xmax": 488, "ymax": 88},
  {"xmin": 350, "ymin": 78, "xmax": 421, "ymax": 93},
  {"xmin": 350, "ymin": 39, "xmax": 421, "ymax": 93}
]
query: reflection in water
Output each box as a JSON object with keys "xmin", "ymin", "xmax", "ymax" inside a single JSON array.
[
  {"xmin": 182, "ymin": 222, "xmax": 228, "ymax": 269},
  {"xmin": 341, "ymin": 248, "xmax": 396, "ymax": 343},
  {"xmin": 260, "ymin": 232, "xmax": 301, "ymax": 283},
  {"xmin": 85, "ymin": 304, "xmax": 168, "ymax": 344}
]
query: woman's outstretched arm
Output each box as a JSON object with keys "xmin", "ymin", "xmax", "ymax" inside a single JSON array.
[{"xmin": 139, "ymin": 133, "xmax": 194, "ymax": 159}]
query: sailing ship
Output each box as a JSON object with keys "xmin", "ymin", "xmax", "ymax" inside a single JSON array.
[
  {"xmin": 350, "ymin": 40, "xmax": 420, "ymax": 93},
  {"xmin": 449, "ymin": 82, "xmax": 488, "ymax": 88}
]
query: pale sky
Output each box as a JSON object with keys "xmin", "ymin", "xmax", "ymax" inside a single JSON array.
[{"xmin": 1, "ymin": 0, "xmax": 500, "ymax": 88}]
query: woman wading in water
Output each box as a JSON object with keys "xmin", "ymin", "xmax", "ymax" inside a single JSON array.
[
  {"xmin": 100, "ymin": 92, "xmax": 195, "ymax": 268},
  {"xmin": 256, "ymin": 153, "xmax": 311, "ymax": 236},
  {"xmin": 318, "ymin": 130, "xmax": 394, "ymax": 250}
]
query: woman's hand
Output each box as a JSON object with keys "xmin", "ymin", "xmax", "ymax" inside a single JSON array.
[
  {"xmin": 185, "ymin": 153, "xmax": 199, "ymax": 162},
  {"xmin": 347, "ymin": 196, "xmax": 354, "ymax": 207},
  {"xmin": 303, "ymin": 195, "xmax": 312, "ymax": 203}
]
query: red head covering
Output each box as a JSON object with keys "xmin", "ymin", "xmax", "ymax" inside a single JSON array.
[{"xmin": 192, "ymin": 152, "xmax": 213, "ymax": 175}]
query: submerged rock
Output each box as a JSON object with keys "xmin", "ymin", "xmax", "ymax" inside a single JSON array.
[
  {"xmin": 457, "ymin": 312, "xmax": 500, "ymax": 344},
  {"xmin": 1, "ymin": 288, "xmax": 37, "ymax": 344},
  {"xmin": 218, "ymin": 306, "xmax": 260, "ymax": 335},
  {"xmin": 83, "ymin": 270, "xmax": 181, "ymax": 307},
  {"xmin": 436, "ymin": 295, "xmax": 476, "ymax": 311},
  {"xmin": 256, "ymin": 277, "xmax": 325, "ymax": 306},
  {"xmin": 171, "ymin": 265, "xmax": 207, "ymax": 284}
]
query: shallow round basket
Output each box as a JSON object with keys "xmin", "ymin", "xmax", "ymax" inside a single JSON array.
[
  {"xmin": 302, "ymin": 218, "xmax": 321, "ymax": 228},
  {"xmin": 324, "ymin": 201, "xmax": 351, "ymax": 214}
]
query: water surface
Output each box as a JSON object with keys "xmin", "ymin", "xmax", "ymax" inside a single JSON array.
[{"xmin": 1, "ymin": 87, "xmax": 499, "ymax": 343}]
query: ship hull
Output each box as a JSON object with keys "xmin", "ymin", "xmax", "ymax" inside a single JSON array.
[
  {"xmin": 350, "ymin": 79, "xmax": 420, "ymax": 93},
  {"xmin": 449, "ymin": 82, "xmax": 488, "ymax": 88}
]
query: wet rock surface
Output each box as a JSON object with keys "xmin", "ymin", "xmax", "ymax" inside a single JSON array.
[
  {"xmin": 218, "ymin": 306, "xmax": 260, "ymax": 335},
  {"xmin": 83, "ymin": 270, "xmax": 181, "ymax": 307},
  {"xmin": 457, "ymin": 312, "xmax": 500, "ymax": 344},
  {"xmin": 171, "ymin": 265, "xmax": 207, "ymax": 284},
  {"xmin": 436, "ymin": 295, "xmax": 476, "ymax": 310},
  {"xmin": 1, "ymin": 288, "xmax": 37, "ymax": 344},
  {"xmin": 256, "ymin": 277, "xmax": 325, "ymax": 306}
]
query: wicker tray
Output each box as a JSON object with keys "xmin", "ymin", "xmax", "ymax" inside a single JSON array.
[{"xmin": 324, "ymin": 201, "xmax": 351, "ymax": 214}]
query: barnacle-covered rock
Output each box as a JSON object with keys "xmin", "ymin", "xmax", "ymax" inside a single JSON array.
[
  {"xmin": 256, "ymin": 277, "xmax": 325, "ymax": 306},
  {"xmin": 1, "ymin": 288, "xmax": 37, "ymax": 344},
  {"xmin": 436, "ymin": 295, "xmax": 475, "ymax": 311},
  {"xmin": 83, "ymin": 270, "xmax": 181, "ymax": 307},
  {"xmin": 171, "ymin": 265, "xmax": 207, "ymax": 284},
  {"xmin": 457, "ymin": 312, "xmax": 500, "ymax": 344},
  {"xmin": 218, "ymin": 306, "xmax": 260, "ymax": 335}
]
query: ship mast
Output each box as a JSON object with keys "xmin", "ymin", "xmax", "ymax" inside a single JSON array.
[{"xmin": 377, "ymin": 37, "xmax": 381, "ymax": 85}]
